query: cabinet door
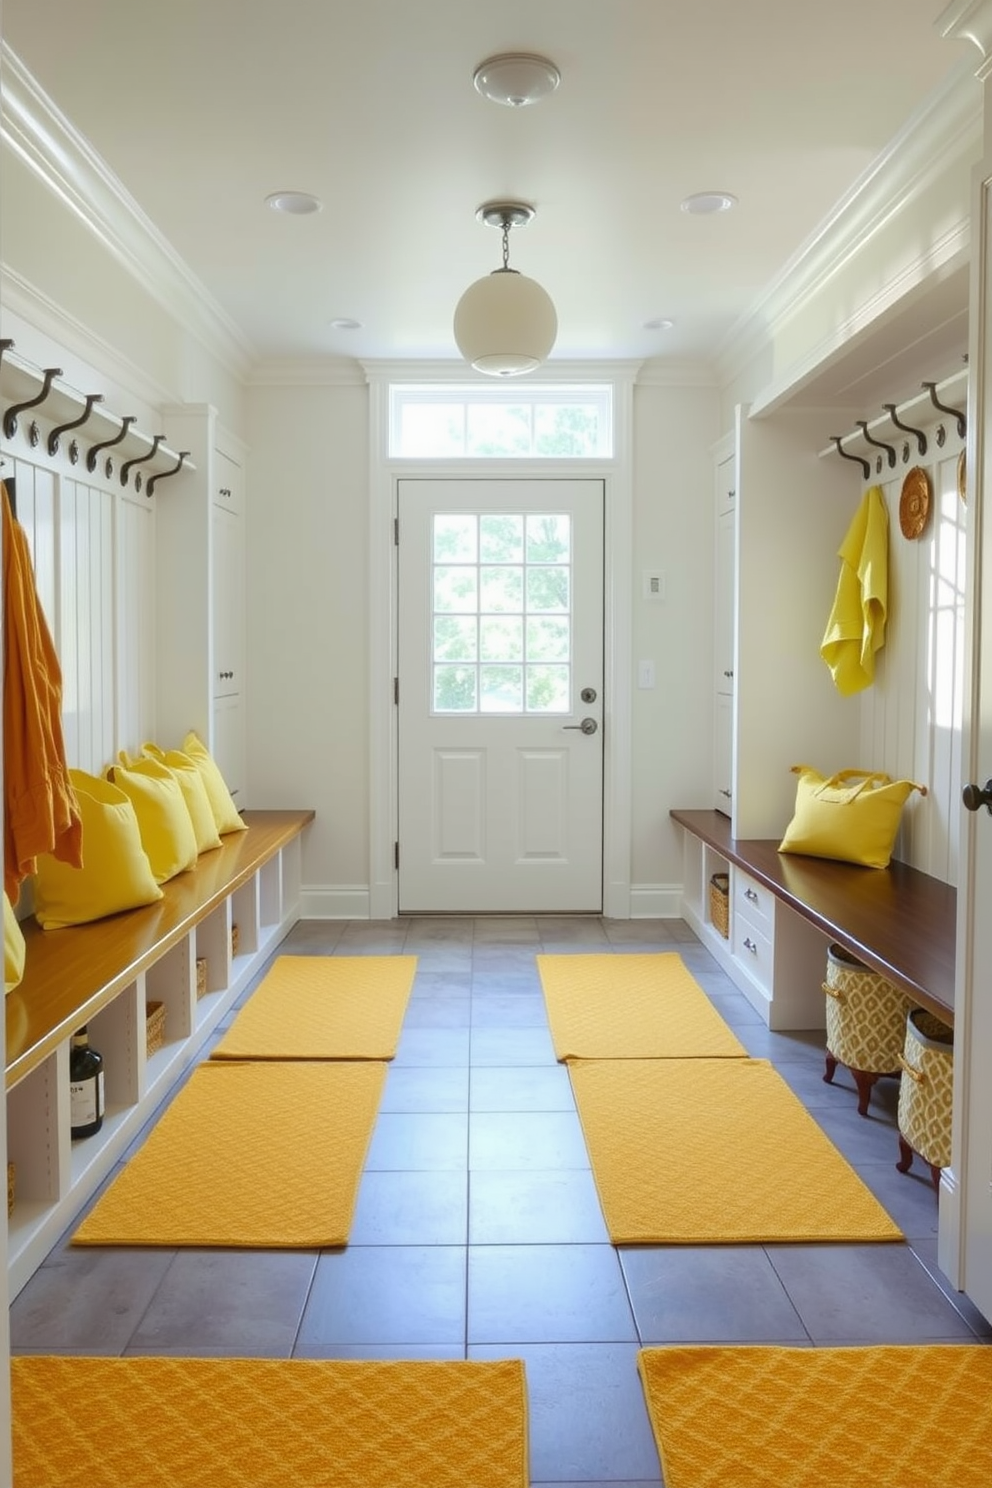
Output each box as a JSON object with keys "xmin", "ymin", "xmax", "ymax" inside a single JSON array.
[
  {"xmin": 212, "ymin": 694, "xmax": 245, "ymax": 802},
  {"xmin": 714, "ymin": 692, "xmax": 733, "ymax": 815},
  {"xmin": 715, "ymin": 453, "xmax": 736, "ymax": 516},
  {"xmin": 715, "ymin": 506, "xmax": 736, "ymax": 694},
  {"xmin": 212, "ymin": 504, "xmax": 243, "ymax": 699}
]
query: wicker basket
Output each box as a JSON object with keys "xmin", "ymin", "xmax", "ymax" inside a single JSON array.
[
  {"xmin": 7, "ymin": 1161, "xmax": 15, "ymax": 1219},
  {"xmin": 145, "ymin": 1000, "xmax": 166, "ymax": 1057},
  {"xmin": 709, "ymin": 873, "xmax": 730, "ymax": 939},
  {"xmin": 231, "ymin": 922, "xmax": 240, "ymax": 957},
  {"xmin": 195, "ymin": 957, "xmax": 207, "ymax": 999},
  {"xmin": 823, "ymin": 944, "xmax": 909, "ymax": 1075},
  {"xmin": 898, "ymin": 1008, "xmax": 954, "ymax": 1173}
]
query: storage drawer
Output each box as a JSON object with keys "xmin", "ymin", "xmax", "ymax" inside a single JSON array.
[
  {"xmin": 733, "ymin": 910, "xmax": 773, "ymax": 995},
  {"xmin": 733, "ymin": 870, "xmax": 773, "ymax": 936}
]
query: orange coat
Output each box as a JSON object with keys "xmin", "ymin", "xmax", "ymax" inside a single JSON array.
[{"xmin": 2, "ymin": 481, "xmax": 82, "ymax": 901}]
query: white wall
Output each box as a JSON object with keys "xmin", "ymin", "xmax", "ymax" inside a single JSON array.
[
  {"xmin": 631, "ymin": 379, "xmax": 721, "ymax": 893},
  {"xmin": 243, "ymin": 378, "xmax": 371, "ymax": 909}
]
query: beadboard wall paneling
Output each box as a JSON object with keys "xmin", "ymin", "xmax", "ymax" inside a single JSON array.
[
  {"xmin": 3, "ymin": 449, "xmax": 157, "ymax": 779},
  {"xmin": 858, "ymin": 429, "xmax": 967, "ymax": 884}
]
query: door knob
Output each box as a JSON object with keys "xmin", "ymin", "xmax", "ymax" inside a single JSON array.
[
  {"xmin": 962, "ymin": 779, "xmax": 992, "ymax": 813},
  {"xmin": 563, "ymin": 717, "xmax": 598, "ymax": 735}
]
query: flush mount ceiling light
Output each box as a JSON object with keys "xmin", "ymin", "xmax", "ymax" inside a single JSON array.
[
  {"xmin": 265, "ymin": 190, "xmax": 322, "ymax": 215},
  {"xmin": 644, "ymin": 317, "xmax": 675, "ymax": 331},
  {"xmin": 473, "ymin": 52, "xmax": 561, "ymax": 107},
  {"xmin": 680, "ymin": 191, "xmax": 738, "ymax": 215},
  {"xmin": 453, "ymin": 201, "xmax": 558, "ymax": 377}
]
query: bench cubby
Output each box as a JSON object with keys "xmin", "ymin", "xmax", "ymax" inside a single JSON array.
[{"xmin": 4, "ymin": 808, "xmax": 313, "ymax": 1298}]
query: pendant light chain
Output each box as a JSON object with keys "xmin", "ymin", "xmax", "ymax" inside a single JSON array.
[{"xmin": 501, "ymin": 218, "xmax": 512, "ymax": 270}]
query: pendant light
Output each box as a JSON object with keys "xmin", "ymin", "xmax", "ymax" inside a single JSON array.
[{"xmin": 453, "ymin": 202, "xmax": 558, "ymax": 377}]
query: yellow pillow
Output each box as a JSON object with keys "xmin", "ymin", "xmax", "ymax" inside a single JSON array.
[
  {"xmin": 142, "ymin": 743, "xmax": 223, "ymax": 854},
  {"xmin": 778, "ymin": 764, "xmax": 926, "ymax": 870},
  {"xmin": 182, "ymin": 732, "xmax": 247, "ymax": 835},
  {"xmin": 106, "ymin": 754, "xmax": 199, "ymax": 883},
  {"xmin": 4, "ymin": 892, "xmax": 26, "ymax": 993},
  {"xmin": 33, "ymin": 771, "xmax": 163, "ymax": 929}
]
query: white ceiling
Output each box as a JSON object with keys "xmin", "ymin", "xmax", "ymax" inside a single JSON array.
[{"xmin": 0, "ymin": 1, "xmax": 977, "ymax": 375}]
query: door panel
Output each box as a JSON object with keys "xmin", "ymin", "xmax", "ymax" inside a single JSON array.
[{"xmin": 398, "ymin": 478, "xmax": 604, "ymax": 912}]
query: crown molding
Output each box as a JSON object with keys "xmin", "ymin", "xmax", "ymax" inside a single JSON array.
[
  {"xmin": 0, "ymin": 43, "xmax": 254, "ymax": 382},
  {"xmin": 937, "ymin": 0, "xmax": 992, "ymax": 79},
  {"xmin": 717, "ymin": 54, "xmax": 981, "ymax": 393},
  {"xmin": 635, "ymin": 358, "xmax": 718, "ymax": 388},
  {"xmin": 359, "ymin": 357, "xmax": 645, "ymax": 385},
  {"xmin": 1, "ymin": 265, "xmax": 177, "ymax": 414},
  {"xmin": 247, "ymin": 357, "xmax": 369, "ymax": 388}
]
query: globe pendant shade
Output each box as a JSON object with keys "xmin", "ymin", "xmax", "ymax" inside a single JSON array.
[{"xmin": 453, "ymin": 269, "xmax": 558, "ymax": 376}]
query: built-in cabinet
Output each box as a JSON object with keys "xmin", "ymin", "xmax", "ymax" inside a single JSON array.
[
  {"xmin": 713, "ymin": 435, "xmax": 736, "ymax": 814},
  {"xmin": 159, "ymin": 406, "xmax": 247, "ymax": 801}
]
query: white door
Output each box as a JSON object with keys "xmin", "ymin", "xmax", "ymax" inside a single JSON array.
[
  {"xmin": 397, "ymin": 478, "xmax": 604, "ymax": 912},
  {"xmin": 954, "ymin": 177, "xmax": 992, "ymax": 1324}
]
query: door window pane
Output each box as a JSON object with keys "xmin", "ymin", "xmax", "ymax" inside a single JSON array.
[
  {"xmin": 480, "ymin": 665, "xmax": 523, "ymax": 712},
  {"xmin": 434, "ymin": 566, "xmax": 478, "ymax": 612},
  {"xmin": 431, "ymin": 513, "xmax": 572, "ymax": 713},
  {"xmin": 481, "ymin": 616, "xmax": 523, "ymax": 662},
  {"xmin": 434, "ymin": 616, "xmax": 477, "ymax": 662},
  {"xmin": 434, "ymin": 665, "xmax": 478, "ymax": 711}
]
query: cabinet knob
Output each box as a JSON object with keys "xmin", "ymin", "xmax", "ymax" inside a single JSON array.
[
  {"xmin": 743, "ymin": 937, "xmax": 757, "ymax": 954},
  {"xmin": 745, "ymin": 887, "xmax": 758, "ymax": 903},
  {"xmin": 219, "ymin": 486, "xmax": 232, "ymax": 498},
  {"xmin": 723, "ymin": 670, "xmax": 734, "ymax": 678}
]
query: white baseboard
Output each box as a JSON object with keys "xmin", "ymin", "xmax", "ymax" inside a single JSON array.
[
  {"xmin": 300, "ymin": 883, "xmax": 685, "ymax": 921},
  {"xmin": 299, "ymin": 885, "xmax": 371, "ymax": 919},
  {"xmin": 628, "ymin": 884, "xmax": 684, "ymax": 919}
]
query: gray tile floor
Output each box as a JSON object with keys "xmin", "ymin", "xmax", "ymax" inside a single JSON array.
[{"xmin": 11, "ymin": 916, "xmax": 991, "ymax": 1485}]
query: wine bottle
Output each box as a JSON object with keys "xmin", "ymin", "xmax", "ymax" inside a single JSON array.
[{"xmin": 69, "ymin": 1026, "xmax": 105, "ymax": 1138}]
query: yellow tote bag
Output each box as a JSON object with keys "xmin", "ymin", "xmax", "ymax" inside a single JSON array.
[{"xmin": 778, "ymin": 765, "xmax": 926, "ymax": 869}]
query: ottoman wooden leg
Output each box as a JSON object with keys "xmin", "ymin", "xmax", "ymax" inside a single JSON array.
[
  {"xmin": 851, "ymin": 1066, "xmax": 879, "ymax": 1117},
  {"xmin": 823, "ymin": 1051, "xmax": 838, "ymax": 1085},
  {"xmin": 896, "ymin": 1135, "xmax": 914, "ymax": 1174}
]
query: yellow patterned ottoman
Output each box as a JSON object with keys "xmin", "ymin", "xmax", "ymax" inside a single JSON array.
[
  {"xmin": 822, "ymin": 944, "xmax": 911, "ymax": 1116},
  {"xmin": 897, "ymin": 1008, "xmax": 954, "ymax": 1192}
]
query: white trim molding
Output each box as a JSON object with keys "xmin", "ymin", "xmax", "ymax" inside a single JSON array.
[
  {"xmin": 717, "ymin": 53, "xmax": 981, "ymax": 394},
  {"xmin": 0, "ymin": 42, "xmax": 253, "ymax": 380},
  {"xmin": 365, "ymin": 360, "xmax": 638, "ymax": 920},
  {"xmin": 300, "ymin": 886, "xmax": 372, "ymax": 920}
]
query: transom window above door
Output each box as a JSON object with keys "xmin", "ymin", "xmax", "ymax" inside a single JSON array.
[
  {"xmin": 432, "ymin": 512, "xmax": 572, "ymax": 713},
  {"xmin": 390, "ymin": 383, "xmax": 613, "ymax": 458}
]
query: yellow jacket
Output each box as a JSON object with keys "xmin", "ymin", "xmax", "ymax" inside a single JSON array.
[
  {"xmin": 820, "ymin": 484, "xmax": 889, "ymax": 696},
  {"xmin": 2, "ymin": 481, "xmax": 82, "ymax": 901}
]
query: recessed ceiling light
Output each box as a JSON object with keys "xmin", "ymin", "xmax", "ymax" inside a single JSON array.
[
  {"xmin": 329, "ymin": 318, "xmax": 363, "ymax": 331},
  {"xmin": 473, "ymin": 53, "xmax": 560, "ymax": 107},
  {"xmin": 265, "ymin": 191, "xmax": 322, "ymax": 215},
  {"xmin": 681, "ymin": 191, "xmax": 738, "ymax": 216},
  {"xmin": 644, "ymin": 317, "xmax": 675, "ymax": 331}
]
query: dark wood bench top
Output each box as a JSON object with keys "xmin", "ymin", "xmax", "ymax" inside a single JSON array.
[
  {"xmin": 5, "ymin": 808, "xmax": 315, "ymax": 1089},
  {"xmin": 671, "ymin": 808, "xmax": 955, "ymax": 1024}
]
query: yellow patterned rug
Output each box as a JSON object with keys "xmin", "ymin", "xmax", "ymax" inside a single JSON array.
[
  {"xmin": 536, "ymin": 953, "xmax": 746, "ymax": 1060},
  {"xmin": 12, "ymin": 1355, "xmax": 529, "ymax": 1488},
  {"xmin": 569, "ymin": 1058, "xmax": 903, "ymax": 1243},
  {"xmin": 72, "ymin": 1060, "xmax": 385, "ymax": 1247},
  {"xmin": 638, "ymin": 1345, "xmax": 992, "ymax": 1487},
  {"xmin": 211, "ymin": 954, "xmax": 417, "ymax": 1060}
]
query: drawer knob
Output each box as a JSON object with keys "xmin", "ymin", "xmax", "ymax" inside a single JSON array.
[
  {"xmin": 743, "ymin": 937, "xmax": 757, "ymax": 954},
  {"xmin": 745, "ymin": 888, "xmax": 758, "ymax": 903}
]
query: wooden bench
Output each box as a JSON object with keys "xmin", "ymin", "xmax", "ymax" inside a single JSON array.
[
  {"xmin": 671, "ymin": 808, "xmax": 955, "ymax": 1027},
  {"xmin": 5, "ymin": 807, "xmax": 314, "ymax": 1297}
]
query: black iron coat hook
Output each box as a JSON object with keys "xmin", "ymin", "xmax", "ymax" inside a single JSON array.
[
  {"xmin": 830, "ymin": 435, "xmax": 870, "ymax": 481},
  {"xmin": 120, "ymin": 435, "xmax": 165, "ymax": 491},
  {"xmin": 87, "ymin": 416, "xmax": 137, "ymax": 475},
  {"xmin": 146, "ymin": 450, "xmax": 190, "ymax": 497},
  {"xmin": 4, "ymin": 367, "xmax": 62, "ymax": 440},
  {"xmin": 48, "ymin": 393, "xmax": 104, "ymax": 457},
  {"xmin": 922, "ymin": 382, "xmax": 966, "ymax": 439},
  {"xmin": 856, "ymin": 421, "xmax": 897, "ymax": 470},
  {"xmin": 882, "ymin": 404, "xmax": 927, "ymax": 458}
]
